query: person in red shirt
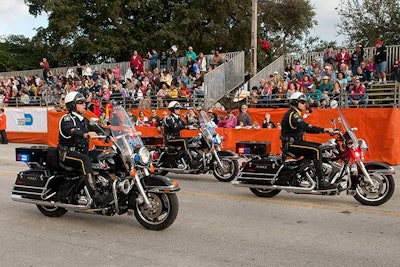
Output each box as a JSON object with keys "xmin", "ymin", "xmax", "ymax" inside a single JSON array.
[
  {"xmin": 348, "ymin": 77, "xmax": 367, "ymax": 106},
  {"xmin": 39, "ymin": 58, "xmax": 50, "ymax": 84},
  {"xmin": 336, "ymin": 47, "xmax": 351, "ymax": 70},
  {"xmin": 0, "ymin": 108, "xmax": 8, "ymax": 144},
  {"xmin": 129, "ymin": 51, "xmax": 143, "ymax": 76}
]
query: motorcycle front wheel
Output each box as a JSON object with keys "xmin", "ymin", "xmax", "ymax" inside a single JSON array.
[
  {"xmin": 250, "ymin": 188, "xmax": 281, "ymax": 197},
  {"xmin": 353, "ymin": 172, "xmax": 395, "ymax": 206},
  {"xmin": 213, "ymin": 158, "xmax": 239, "ymax": 182},
  {"xmin": 36, "ymin": 205, "xmax": 68, "ymax": 217},
  {"xmin": 134, "ymin": 192, "xmax": 179, "ymax": 230}
]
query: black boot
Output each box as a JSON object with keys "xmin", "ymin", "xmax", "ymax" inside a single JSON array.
[
  {"xmin": 317, "ymin": 178, "xmax": 337, "ymax": 190},
  {"xmin": 86, "ymin": 174, "xmax": 113, "ymax": 207}
]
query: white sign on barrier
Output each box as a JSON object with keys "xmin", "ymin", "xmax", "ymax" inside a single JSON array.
[{"xmin": 5, "ymin": 107, "xmax": 48, "ymax": 132}]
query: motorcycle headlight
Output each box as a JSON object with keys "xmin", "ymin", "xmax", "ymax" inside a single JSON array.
[
  {"xmin": 358, "ymin": 139, "xmax": 368, "ymax": 152},
  {"xmin": 138, "ymin": 147, "xmax": 150, "ymax": 165},
  {"xmin": 213, "ymin": 134, "xmax": 222, "ymax": 145}
]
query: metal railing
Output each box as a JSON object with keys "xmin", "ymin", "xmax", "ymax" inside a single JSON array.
[
  {"xmin": 248, "ymin": 55, "xmax": 285, "ymax": 90},
  {"xmin": 285, "ymin": 45, "xmax": 400, "ymax": 75},
  {"xmin": 203, "ymin": 51, "xmax": 245, "ymax": 109}
]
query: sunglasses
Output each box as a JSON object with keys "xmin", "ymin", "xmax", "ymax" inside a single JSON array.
[
  {"xmin": 299, "ymin": 100, "xmax": 307, "ymax": 104},
  {"xmin": 76, "ymin": 100, "xmax": 85, "ymax": 104}
]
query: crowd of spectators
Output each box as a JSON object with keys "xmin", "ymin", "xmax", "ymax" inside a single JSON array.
[
  {"xmin": 0, "ymin": 46, "xmax": 228, "ymax": 118},
  {"xmin": 250, "ymin": 41, "xmax": 400, "ymax": 109}
]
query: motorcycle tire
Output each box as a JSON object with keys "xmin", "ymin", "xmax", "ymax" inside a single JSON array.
[
  {"xmin": 36, "ymin": 205, "xmax": 68, "ymax": 217},
  {"xmin": 213, "ymin": 158, "xmax": 239, "ymax": 182},
  {"xmin": 134, "ymin": 192, "xmax": 179, "ymax": 231},
  {"xmin": 353, "ymin": 172, "xmax": 395, "ymax": 206},
  {"xmin": 249, "ymin": 188, "xmax": 281, "ymax": 198}
]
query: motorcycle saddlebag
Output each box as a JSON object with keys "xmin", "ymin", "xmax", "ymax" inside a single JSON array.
[
  {"xmin": 12, "ymin": 169, "xmax": 52, "ymax": 199},
  {"xmin": 237, "ymin": 155, "xmax": 282, "ymax": 184}
]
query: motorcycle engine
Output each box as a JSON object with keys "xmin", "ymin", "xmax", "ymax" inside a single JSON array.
[{"xmin": 323, "ymin": 161, "xmax": 342, "ymax": 180}]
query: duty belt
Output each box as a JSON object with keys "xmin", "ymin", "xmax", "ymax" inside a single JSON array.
[{"xmin": 280, "ymin": 136, "xmax": 303, "ymax": 143}]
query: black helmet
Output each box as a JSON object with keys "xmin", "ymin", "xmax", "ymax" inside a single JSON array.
[
  {"xmin": 168, "ymin": 101, "xmax": 182, "ymax": 112},
  {"xmin": 289, "ymin": 92, "xmax": 307, "ymax": 105},
  {"xmin": 65, "ymin": 92, "xmax": 85, "ymax": 111}
]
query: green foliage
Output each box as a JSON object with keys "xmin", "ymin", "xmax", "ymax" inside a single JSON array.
[
  {"xmin": 337, "ymin": 0, "xmax": 400, "ymax": 46},
  {"xmin": 3, "ymin": 0, "xmax": 316, "ymax": 71}
]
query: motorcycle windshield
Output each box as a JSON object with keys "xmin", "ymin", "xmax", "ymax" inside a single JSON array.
[
  {"xmin": 198, "ymin": 110, "xmax": 215, "ymax": 141},
  {"xmin": 109, "ymin": 105, "xmax": 143, "ymax": 157},
  {"xmin": 338, "ymin": 109, "xmax": 358, "ymax": 147}
]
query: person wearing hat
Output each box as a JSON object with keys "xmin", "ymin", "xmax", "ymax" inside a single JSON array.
[
  {"xmin": 306, "ymin": 84, "xmax": 322, "ymax": 107},
  {"xmin": 374, "ymin": 39, "xmax": 387, "ymax": 83},
  {"xmin": 348, "ymin": 77, "xmax": 368, "ymax": 106},
  {"xmin": 280, "ymin": 92, "xmax": 335, "ymax": 190}
]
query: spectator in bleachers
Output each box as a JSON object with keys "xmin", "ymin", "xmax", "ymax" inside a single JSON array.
[
  {"xmin": 250, "ymin": 86, "xmax": 259, "ymax": 107},
  {"xmin": 39, "ymin": 58, "xmax": 50, "ymax": 84},
  {"xmin": 336, "ymin": 72, "xmax": 348, "ymax": 89},
  {"xmin": 82, "ymin": 63, "xmax": 93, "ymax": 78},
  {"xmin": 20, "ymin": 90, "xmax": 30, "ymax": 105},
  {"xmin": 319, "ymin": 75, "xmax": 333, "ymax": 100},
  {"xmin": 299, "ymin": 74, "xmax": 312, "ymax": 88},
  {"xmin": 348, "ymin": 77, "xmax": 367, "ymax": 106},
  {"xmin": 332, "ymin": 81, "xmax": 342, "ymax": 101},
  {"xmin": 262, "ymin": 113, "xmax": 276, "ymax": 129},
  {"xmin": 160, "ymin": 51, "xmax": 168, "ymax": 71},
  {"xmin": 113, "ymin": 65, "xmax": 121, "ymax": 82},
  {"xmin": 224, "ymin": 110, "xmax": 237, "ymax": 128},
  {"xmin": 130, "ymin": 50, "xmax": 143, "ymax": 75},
  {"xmin": 351, "ymin": 44, "xmax": 364, "ymax": 75},
  {"xmin": 339, "ymin": 63, "xmax": 352, "ymax": 82},
  {"xmin": 286, "ymin": 81, "xmax": 298, "ymax": 99},
  {"xmin": 186, "ymin": 56, "xmax": 196, "ymax": 76},
  {"xmin": 148, "ymin": 49, "xmax": 159, "ymax": 71},
  {"xmin": 260, "ymin": 80, "xmax": 273, "ymax": 106},
  {"xmin": 320, "ymin": 64, "xmax": 336, "ymax": 81},
  {"xmin": 136, "ymin": 110, "xmax": 149, "ymax": 126},
  {"xmin": 185, "ymin": 46, "xmax": 197, "ymax": 63},
  {"xmin": 306, "ymin": 84, "xmax": 322, "ymax": 107},
  {"xmin": 237, "ymin": 104, "xmax": 252, "ymax": 126},
  {"xmin": 197, "ymin": 52, "xmax": 207, "ymax": 76},
  {"xmin": 150, "ymin": 109, "xmax": 161, "ymax": 125},
  {"xmin": 365, "ymin": 57, "xmax": 376, "ymax": 82},
  {"xmin": 211, "ymin": 50, "xmax": 225, "ymax": 68},
  {"xmin": 284, "ymin": 62, "xmax": 294, "ymax": 73},
  {"xmin": 354, "ymin": 67, "xmax": 368, "ymax": 84},
  {"xmin": 336, "ymin": 47, "xmax": 351, "ymax": 70},
  {"xmin": 374, "ymin": 39, "xmax": 387, "ymax": 84},
  {"xmin": 389, "ymin": 59, "xmax": 400, "ymax": 82},
  {"xmin": 323, "ymin": 45, "xmax": 337, "ymax": 68},
  {"xmin": 273, "ymin": 84, "xmax": 286, "ymax": 106},
  {"xmin": 157, "ymin": 82, "xmax": 169, "ymax": 108},
  {"xmin": 293, "ymin": 59, "xmax": 302, "ymax": 73}
]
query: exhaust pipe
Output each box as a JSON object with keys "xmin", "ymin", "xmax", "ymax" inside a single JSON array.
[
  {"xmin": 232, "ymin": 181, "xmax": 317, "ymax": 193},
  {"xmin": 11, "ymin": 194, "xmax": 92, "ymax": 210}
]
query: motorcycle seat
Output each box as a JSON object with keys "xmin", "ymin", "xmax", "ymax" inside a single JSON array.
[
  {"xmin": 281, "ymin": 147, "xmax": 303, "ymax": 160},
  {"xmin": 59, "ymin": 162, "xmax": 76, "ymax": 172}
]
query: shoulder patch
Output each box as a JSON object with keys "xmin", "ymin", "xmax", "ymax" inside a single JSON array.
[
  {"xmin": 63, "ymin": 115, "xmax": 72, "ymax": 122},
  {"xmin": 292, "ymin": 112, "xmax": 299, "ymax": 119}
]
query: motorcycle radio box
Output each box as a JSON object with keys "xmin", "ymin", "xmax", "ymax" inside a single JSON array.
[
  {"xmin": 15, "ymin": 146, "xmax": 49, "ymax": 165},
  {"xmin": 236, "ymin": 141, "xmax": 271, "ymax": 156}
]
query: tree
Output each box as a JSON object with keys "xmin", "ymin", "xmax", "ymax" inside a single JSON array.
[
  {"xmin": 337, "ymin": 0, "xmax": 400, "ymax": 47},
  {"xmin": 0, "ymin": 35, "xmax": 47, "ymax": 72}
]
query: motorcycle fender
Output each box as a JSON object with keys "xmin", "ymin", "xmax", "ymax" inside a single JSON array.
[
  {"xmin": 363, "ymin": 161, "xmax": 395, "ymax": 175},
  {"xmin": 217, "ymin": 150, "xmax": 238, "ymax": 158},
  {"xmin": 141, "ymin": 175, "xmax": 181, "ymax": 193}
]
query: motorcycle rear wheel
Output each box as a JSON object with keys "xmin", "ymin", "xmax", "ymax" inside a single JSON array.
[
  {"xmin": 249, "ymin": 188, "xmax": 281, "ymax": 198},
  {"xmin": 353, "ymin": 172, "xmax": 395, "ymax": 206},
  {"xmin": 36, "ymin": 205, "xmax": 68, "ymax": 217},
  {"xmin": 213, "ymin": 158, "xmax": 239, "ymax": 182},
  {"xmin": 134, "ymin": 192, "xmax": 179, "ymax": 231}
]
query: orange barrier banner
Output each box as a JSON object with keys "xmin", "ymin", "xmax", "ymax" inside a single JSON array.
[{"xmin": 40, "ymin": 108, "xmax": 400, "ymax": 165}]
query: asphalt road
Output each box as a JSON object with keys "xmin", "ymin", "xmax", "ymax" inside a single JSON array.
[{"xmin": 1, "ymin": 143, "xmax": 400, "ymax": 267}]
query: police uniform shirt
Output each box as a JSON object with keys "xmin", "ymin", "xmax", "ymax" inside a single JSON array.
[
  {"xmin": 280, "ymin": 107, "xmax": 324, "ymax": 139},
  {"xmin": 59, "ymin": 111, "xmax": 90, "ymax": 148},
  {"xmin": 163, "ymin": 113, "xmax": 185, "ymax": 137}
]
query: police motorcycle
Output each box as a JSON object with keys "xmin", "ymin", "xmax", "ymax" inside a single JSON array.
[
  {"xmin": 151, "ymin": 110, "xmax": 239, "ymax": 182},
  {"xmin": 232, "ymin": 109, "xmax": 395, "ymax": 206},
  {"xmin": 11, "ymin": 105, "xmax": 180, "ymax": 230}
]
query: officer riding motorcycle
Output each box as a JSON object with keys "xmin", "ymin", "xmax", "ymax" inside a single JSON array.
[
  {"xmin": 280, "ymin": 92, "xmax": 336, "ymax": 190},
  {"xmin": 58, "ymin": 91, "xmax": 112, "ymax": 206}
]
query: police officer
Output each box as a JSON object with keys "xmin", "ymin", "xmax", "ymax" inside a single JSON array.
[
  {"xmin": 59, "ymin": 92, "xmax": 111, "ymax": 206},
  {"xmin": 163, "ymin": 101, "xmax": 186, "ymax": 139},
  {"xmin": 280, "ymin": 92, "xmax": 335, "ymax": 190}
]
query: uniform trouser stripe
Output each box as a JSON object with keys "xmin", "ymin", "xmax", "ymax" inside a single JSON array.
[
  {"xmin": 289, "ymin": 144, "xmax": 320, "ymax": 160},
  {"xmin": 65, "ymin": 156, "xmax": 87, "ymax": 175}
]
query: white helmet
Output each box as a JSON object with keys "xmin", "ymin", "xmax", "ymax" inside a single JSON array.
[
  {"xmin": 65, "ymin": 91, "xmax": 85, "ymax": 111},
  {"xmin": 289, "ymin": 92, "xmax": 307, "ymax": 105},
  {"xmin": 168, "ymin": 101, "xmax": 182, "ymax": 111}
]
